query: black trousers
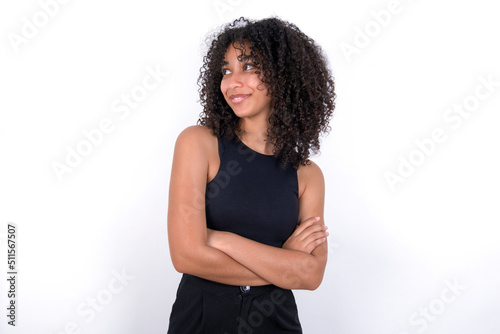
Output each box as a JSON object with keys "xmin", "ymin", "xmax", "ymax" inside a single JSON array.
[{"xmin": 167, "ymin": 274, "xmax": 302, "ymax": 334}]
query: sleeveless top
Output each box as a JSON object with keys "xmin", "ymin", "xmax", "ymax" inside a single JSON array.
[{"xmin": 205, "ymin": 136, "xmax": 299, "ymax": 248}]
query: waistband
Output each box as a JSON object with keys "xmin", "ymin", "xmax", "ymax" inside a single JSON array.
[{"xmin": 182, "ymin": 274, "xmax": 283, "ymax": 297}]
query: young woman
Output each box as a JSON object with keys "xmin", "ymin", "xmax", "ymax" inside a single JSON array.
[{"xmin": 167, "ymin": 17, "xmax": 335, "ymax": 333}]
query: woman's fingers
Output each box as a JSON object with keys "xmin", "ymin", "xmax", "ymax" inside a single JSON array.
[
  {"xmin": 293, "ymin": 216, "xmax": 321, "ymax": 236},
  {"xmin": 296, "ymin": 219, "xmax": 328, "ymax": 240},
  {"xmin": 305, "ymin": 233, "xmax": 329, "ymax": 253},
  {"xmin": 283, "ymin": 216, "xmax": 329, "ymax": 253},
  {"xmin": 304, "ymin": 230, "xmax": 329, "ymax": 246}
]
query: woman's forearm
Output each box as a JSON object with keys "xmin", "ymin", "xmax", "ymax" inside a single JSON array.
[
  {"xmin": 172, "ymin": 243, "xmax": 270, "ymax": 286},
  {"xmin": 209, "ymin": 231, "xmax": 327, "ymax": 290}
]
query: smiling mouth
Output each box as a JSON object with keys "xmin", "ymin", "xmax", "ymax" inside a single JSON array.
[{"xmin": 230, "ymin": 94, "xmax": 250, "ymax": 104}]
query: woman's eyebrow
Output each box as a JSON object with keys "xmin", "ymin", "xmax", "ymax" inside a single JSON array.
[
  {"xmin": 239, "ymin": 55, "xmax": 255, "ymax": 62},
  {"xmin": 222, "ymin": 60, "xmax": 229, "ymax": 66}
]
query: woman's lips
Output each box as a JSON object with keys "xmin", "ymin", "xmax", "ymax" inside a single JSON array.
[{"xmin": 230, "ymin": 94, "xmax": 250, "ymax": 104}]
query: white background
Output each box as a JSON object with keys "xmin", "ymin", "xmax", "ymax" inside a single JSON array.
[{"xmin": 1, "ymin": 0, "xmax": 499, "ymax": 333}]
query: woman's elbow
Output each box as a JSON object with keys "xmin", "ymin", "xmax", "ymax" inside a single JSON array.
[
  {"xmin": 305, "ymin": 274, "xmax": 324, "ymax": 291},
  {"xmin": 299, "ymin": 258, "xmax": 326, "ymax": 290},
  {"xmin": 169, "ymin": 244, "xmax": 209, "ymax": 274},
  {"xmin": 281, "ymin": 262, "xmax": 325, "ymax": 290},
  {"xmin": 170, "ymin": 252, "xmax": 188, "ymax": 273},
  {"xmin": 283, "ymin": 273, "xmax": 323, "ymax": 290},
  {"xmin": 169, "ymin": 247, "xmax": 201, "ymax": 274}
]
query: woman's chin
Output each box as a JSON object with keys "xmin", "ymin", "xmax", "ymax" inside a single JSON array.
[{"xmin": 231, "ymin": 110, "xmax": 251, "ymax": 119}]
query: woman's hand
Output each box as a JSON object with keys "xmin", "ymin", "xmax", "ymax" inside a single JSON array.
[
  {"xmin": 282, "ymin": 217, "xmax": 329, "ymax": 254},
  {"xmin": 209, "ymin": 217, "xmax": 328, "ymax": 255}
]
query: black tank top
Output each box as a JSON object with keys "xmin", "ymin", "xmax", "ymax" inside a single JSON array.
[{"xmin": 205, "ymin": 136, "xmax": 299, "ymax": 248}]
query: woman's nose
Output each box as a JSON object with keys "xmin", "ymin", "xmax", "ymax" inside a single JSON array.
[{"xmin": 227, "ymin": 72, "xmax": 243, "ymax": 88}]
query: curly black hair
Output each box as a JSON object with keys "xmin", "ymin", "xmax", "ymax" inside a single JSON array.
[{"xmin": 197, "ymin": 17, "xmax": 336, "ymax": 169}]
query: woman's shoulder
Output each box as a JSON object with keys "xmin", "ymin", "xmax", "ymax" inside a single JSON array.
[
  {"xmin": 177, "ymin": 125, "xmax": 215, "ymax": 140},
  {"xmin": 173, "ymin": 125, "xmax": 220, "ymax": 180},
  {"xmin": 298, "ymin": 160, "xmax": 323, "ymax": 178},
  {"xmin": 175, "ymin": 125, "xmax": 217, "ymax": 149},
  {"xmin": 297, "ymin": 160, "xmax": 325, "ymax": 198}
]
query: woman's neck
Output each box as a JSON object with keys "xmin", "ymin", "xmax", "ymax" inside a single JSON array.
[{"xmin": 237, "ymin": 117, "xmax": 274, "ymax": 155}]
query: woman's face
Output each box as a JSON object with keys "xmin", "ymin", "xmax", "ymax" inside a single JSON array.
[{"xmin": 220, "ymin": 42, "xmax": 272, "ymax": 120}]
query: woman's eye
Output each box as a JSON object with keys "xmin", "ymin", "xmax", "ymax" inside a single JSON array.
[
  {"xmin": 222, "ymin": 68, "xmax": 230, "ymax": 75},
  {"xmin": 243, "ymin": 64, "xmax": 255, "ymax": 71}
]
